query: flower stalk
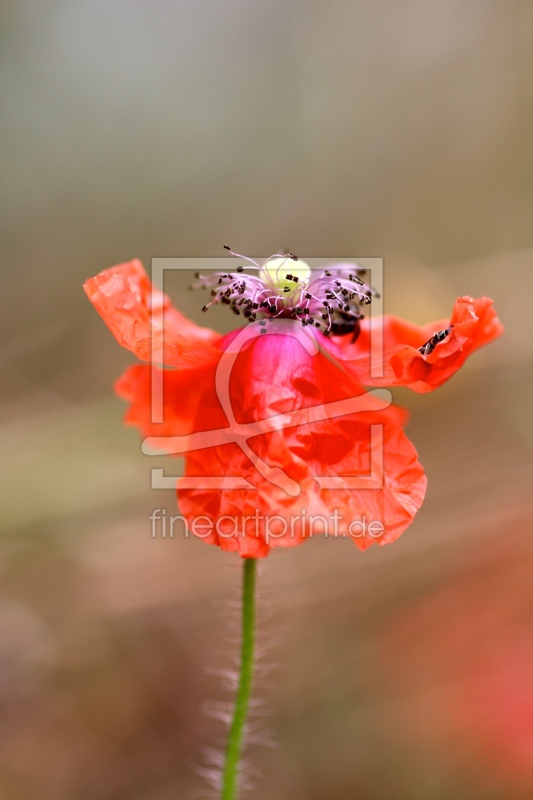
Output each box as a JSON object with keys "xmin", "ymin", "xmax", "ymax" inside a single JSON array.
[{"xmin": 220, "ymin": 557, "xmax": 257, "ymax": 800}]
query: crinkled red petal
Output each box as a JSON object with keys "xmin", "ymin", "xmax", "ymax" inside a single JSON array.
[
  {"xmin": 324, "ymin": 296, "xmax": 503, "ymax": 393},
  {"xmin": 116, "ymin": 329, "xmax": 427, "ymax": 556},
  {"xmin": 83, "ymin": 259, "xmax": 220, "ymax": 369}
]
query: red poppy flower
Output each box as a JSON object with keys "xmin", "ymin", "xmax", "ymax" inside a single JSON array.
[{"xmin": 84, "ymin": 253, "xmax": 502, "ymax": 557}]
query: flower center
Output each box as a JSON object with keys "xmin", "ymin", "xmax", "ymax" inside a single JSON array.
[
  {"xmin": 259, "ymin": 257, "xmax": 311, "ymax": 306},
  {"xmin": 194, "ymin": 247, "xmax": 378, "ymax": 337}
]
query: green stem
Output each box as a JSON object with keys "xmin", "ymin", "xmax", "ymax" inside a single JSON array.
[{"xmin": 220, "ymin": 557, "xmax": 257, "ymax": 800}]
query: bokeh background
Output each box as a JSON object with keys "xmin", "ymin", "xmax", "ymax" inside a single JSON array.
[{"xmin": 2, "ymin": 1, "xmax": 533, "ymax": 798}]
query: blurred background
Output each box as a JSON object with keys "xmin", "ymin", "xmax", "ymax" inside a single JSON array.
[{"xmin": 1, "ymin": 1, "xmax": 533, "ymax": 798}]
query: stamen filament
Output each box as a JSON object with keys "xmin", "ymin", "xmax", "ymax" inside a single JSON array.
[{"xmin": 194, "ymin": 249, "xmax": 376, "ymax": 336}]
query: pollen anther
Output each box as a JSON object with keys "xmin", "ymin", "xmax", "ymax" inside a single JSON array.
[{"xmin": 192, "ymin": 249, "xmax": 376, "ymax": 336}]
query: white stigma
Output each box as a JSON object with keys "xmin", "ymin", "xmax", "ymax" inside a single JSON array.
[{"xmin": 260, "ymin": 257, "xmax": 311, "ymax": 304}]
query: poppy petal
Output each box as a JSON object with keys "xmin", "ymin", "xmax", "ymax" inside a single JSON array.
[
  {"xmin": 177, "ymin": 405, "xmax": 427, "ymax": 556},
  {"xmin": 84, "ymin": 259, "xmax": 220, "ymax": 369},
  {"xmin": 115, "ymin": 362, "xmax": 216, "ymax": 439},
  {"xmin": 324, "ymin": 296, "xmax": 503, "ymax": 392},
  {"xmin": 170, "ymin": 329, "xmax": 427, "ymax": 555}
]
